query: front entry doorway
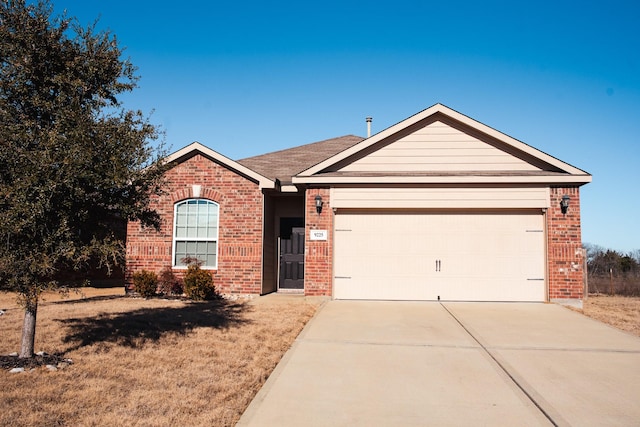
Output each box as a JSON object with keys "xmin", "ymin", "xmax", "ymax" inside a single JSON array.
[{"xmin": 278, "ymin": 218, "xmax": 305, "ymax": 291}]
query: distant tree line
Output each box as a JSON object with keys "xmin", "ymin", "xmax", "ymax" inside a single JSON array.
[{"xmin": 583, "ymin": 243, "xmax": 640, "ymax": 296}]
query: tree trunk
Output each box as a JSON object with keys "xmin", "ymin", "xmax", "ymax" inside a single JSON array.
[{"xmin": 19, "ymin": 295, "xmax": 38, "ymax": 358}]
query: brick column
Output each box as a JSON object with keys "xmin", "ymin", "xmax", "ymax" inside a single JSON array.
[
  {"xmin": 304, "ymin": 188, "xmax": 333, "ymax": 296},
  {"xmin": 547, "ymin": 186, "xmax": 585, "ymax": 301}
]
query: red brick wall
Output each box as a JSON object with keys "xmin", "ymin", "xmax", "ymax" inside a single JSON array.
[
  {"xmin": 126, "ymin": 153, "xmax": 264, "ymax": 294},
  {"xmin": 547, "ymin": 186, "xmax": 584, "ymax": 300},
  {"xmin": 304, "ymin": 188, "xmax": 333, "ymax": 296}
]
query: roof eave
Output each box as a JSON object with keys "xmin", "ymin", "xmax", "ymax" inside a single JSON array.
[
  {"xmin": 166, "ymin": 142, "xmax": 276, "ymax": 190},
  {"xmin": 291, "ymin": 174, "xmax": 593, "ymax": 185}
]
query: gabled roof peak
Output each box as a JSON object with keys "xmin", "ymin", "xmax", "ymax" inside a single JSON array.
[
  {"xmin": 164, "ymin": 142, "xmax": 276, "ymax": 189},
  {"xmin": 293, "ymin": 103, "xmax": 592, "ymax": 185}
]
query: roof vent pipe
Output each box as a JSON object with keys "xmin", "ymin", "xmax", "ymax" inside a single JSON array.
[{"xmin": 366, "ymin": 117, "xmax": 372, "ymax": 138}]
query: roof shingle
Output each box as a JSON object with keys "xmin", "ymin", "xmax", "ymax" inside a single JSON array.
[{"xmin": 237, "ymin": 135, "xmax": 364, "ymax": 183}]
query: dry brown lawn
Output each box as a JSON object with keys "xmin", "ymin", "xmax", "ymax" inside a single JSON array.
[
  {"xmin": 3, "ymin": 290, "xmax": 638, "ymax": 426},
  {"xmin": 577, "ymin": 294, "xmax": 640, "ymax": 337},
  {"xmin": 0, "ymin": 288, "xmax": 321, "ymax": 426}
]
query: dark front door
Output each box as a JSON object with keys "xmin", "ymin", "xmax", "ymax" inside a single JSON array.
[{"xmin": 279, "ymin": 226, "xmax": 305, "ymax": 290}]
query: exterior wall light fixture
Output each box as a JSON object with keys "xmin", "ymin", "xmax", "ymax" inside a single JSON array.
[
  {"xmin": 315, "ymin": 195, "xmax": 323, "ymax": 214},
  {"xmin": 560, "ymin": 194, "xmax": 570, "ymax": 215}
]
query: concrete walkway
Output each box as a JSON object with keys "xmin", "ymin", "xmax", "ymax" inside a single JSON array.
[{"xmin": 237, "ymin": 301, "xmax": 640, "ymax": 426}]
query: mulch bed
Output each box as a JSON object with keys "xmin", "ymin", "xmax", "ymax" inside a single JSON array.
[{"xmin": 1, "ymin": 353, "xmax": 69, "ymax": 370}]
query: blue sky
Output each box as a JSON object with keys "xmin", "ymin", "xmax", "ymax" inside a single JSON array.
[{"xmin": 49, "ymin": 0, "xmax": 639, "ymax": 252}]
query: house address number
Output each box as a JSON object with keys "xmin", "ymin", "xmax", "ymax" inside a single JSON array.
[{"xmin": 310, "ymin": 230, "xmax": 328, "ymax": 241}]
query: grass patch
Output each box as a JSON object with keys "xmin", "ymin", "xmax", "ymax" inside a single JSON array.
[
  {"xmin": 0, "ymin": 288, "xmax": 320, "ymax": 426},
  {"xmin": 576, "ymin": 295, "xmax": 640, "ymax": 337}
]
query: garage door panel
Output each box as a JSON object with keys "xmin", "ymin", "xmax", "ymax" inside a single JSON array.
[
  {"xmin": 334, "ymin": 212, "xmax": 545, "ymax": 302},
  {"xmin": 335, "ymin": 276, "xmax": 437, "ymax": 300},
  {"xmin": 337, "ymin": 255, "xmax": 434, "ymax": 277}
]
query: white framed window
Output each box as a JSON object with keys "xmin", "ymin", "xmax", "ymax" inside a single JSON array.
[{"xmin": 173, "ymin": 199, "xmax": 219, "ymax": 268}]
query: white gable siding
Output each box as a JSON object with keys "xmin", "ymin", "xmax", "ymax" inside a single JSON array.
[{"xmin": 338, "ymin": 121, "xmax": 542, "ymax": 173}]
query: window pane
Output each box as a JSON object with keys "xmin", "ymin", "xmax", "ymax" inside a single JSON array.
[
  {"xmin": 176, "ymin": 213, "xmax": 187, "ymax": 226},
  {"xmin": 186, "ymin": 241, "xmax": 197, "ymax": 255},
  {"xmin": 196, "ymin": 241, "xmax": 207, "ymax": 255},
  {"xmin": 206, "ymin": 242, "xmax": 217, "ymax": 267},
  {"xmin": 175, "ymin": 241, "xmax": 187, "ymax": 266},
  {"xmin": 176, "ymin": 241, "xmax": 186, "ymax": 253},
  {"xmin": 187, "ymin": 212, "xmax": 197, "ymax": 226},
  {"xmin": 198, "ymin": 212, "xmax": 208, "ymax": 228},
  {"xmin": 207, "ymin": 253, "xmax": 216, "ymax": 267}
]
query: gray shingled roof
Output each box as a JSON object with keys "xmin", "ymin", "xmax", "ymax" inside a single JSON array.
[{"xmin": 237, "ymin": 135, "xmax": 364, "ymax": 184}]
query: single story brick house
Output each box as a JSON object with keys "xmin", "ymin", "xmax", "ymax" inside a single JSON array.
[{"xmin": 126, "ymin": 104, "xmax": 592, "ymax": 304}]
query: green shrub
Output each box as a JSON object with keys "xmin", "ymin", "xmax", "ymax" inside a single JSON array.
[
  {"xmin": 132, "ymin": 270, "xmax": 158, "ymax": 298},
  {"xmin": 157, "ymin": 267, "xmax": 183, "ymax": 296},
  {"xmin": 183, "ymin": 264, "xmax": 217, "ymax": 301}
]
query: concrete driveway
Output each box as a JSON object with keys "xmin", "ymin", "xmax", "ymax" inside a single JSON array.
[{"xmin": 237, "ymin": 301, "xmax": 640, "ymax": 426}]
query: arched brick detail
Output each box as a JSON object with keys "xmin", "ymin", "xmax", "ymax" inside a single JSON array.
[
  {"xmin": 201, "ymin": 188, "xmax": 223, "ymax": 202},
  {"xmin": 170, "ymin": 188, "xmax": 192, "ymax": 203},
  {"xmin": 170, "ymin": 187, "xmax": 224, "ymax": 203}
]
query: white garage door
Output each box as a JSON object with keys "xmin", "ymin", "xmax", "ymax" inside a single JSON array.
[{"xmin": 333, "ymin": 211, "xmax": 546, "ymax": 301}]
